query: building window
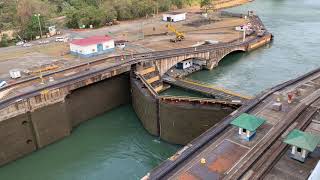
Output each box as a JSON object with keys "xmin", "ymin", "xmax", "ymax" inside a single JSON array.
[
  {"xmin": 92, "ymin": 49, "xmax": 95, "ymax": 52},
  {"xmin": 297, "ymin": 147, "xmax": 302, "ymax": 153},
  {"xmin": 243, "ymin": 129, "xmax": 247, "ymax": 133},
  {"xmin": 105, "ymin": 45, "xmax": 109, "ymax": 49}
]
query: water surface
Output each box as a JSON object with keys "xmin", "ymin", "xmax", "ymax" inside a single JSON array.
[{"xmin": 0, "ymin": 105, "xmax": 178, "ymax": 180}]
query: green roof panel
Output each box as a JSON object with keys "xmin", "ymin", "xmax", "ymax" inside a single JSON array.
[
  {"xmin": 284, "ymin": 129, "xmax": 320, "ymax": 152},
  {"xmin": 230, "ymin": 113, "xmax": 266, "ymax": 132}
]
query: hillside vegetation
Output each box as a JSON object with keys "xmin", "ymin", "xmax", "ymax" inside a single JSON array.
[{"xmin": 0, "ymin": 0, "xmax": 200, "ymax": 43}]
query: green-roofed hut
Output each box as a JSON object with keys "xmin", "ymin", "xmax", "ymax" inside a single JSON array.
[
  {"xmin": 230, "ymin": 113, "xmax": 266, "ymax": 141},
  {"xmin": 284, "ymin": 129, "xmax": 320, "ymax": 162}
]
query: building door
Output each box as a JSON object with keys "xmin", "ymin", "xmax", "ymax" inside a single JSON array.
[{"xmin": 97, "ymin": 44, "xmax": 103, "ymax": 52}]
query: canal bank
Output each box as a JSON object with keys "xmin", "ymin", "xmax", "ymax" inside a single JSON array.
[
  {"xmin": 186, "ymin": 0, "xmax": 320, "ymax": 96},
  {"xmin": 0, "ymin": 74, "xmax": 131, "ymax": 166}
]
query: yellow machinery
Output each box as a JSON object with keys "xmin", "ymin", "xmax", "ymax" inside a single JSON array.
[
  {"xmin": 166, "ymin": 24, "xmax": 185, "ymax": 42},
  {"xmin": 27, "ymin": 64, "xmax": 59, "ymax": 75}
]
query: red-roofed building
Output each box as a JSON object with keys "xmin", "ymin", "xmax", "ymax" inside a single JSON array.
[{"xmin": 70, "ymin": 36, "xmax": 115, "ymax": 57}]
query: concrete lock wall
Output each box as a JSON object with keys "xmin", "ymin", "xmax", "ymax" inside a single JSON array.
[
  {"xmin": 131, "ymin": 77, "xmax": 159, "ymax": 136},
  {"xmin": 159, "ymin": 102, "xmax": 235, "ymax": 145},
  {"xmin": 0, "ymin": 74, "xmax": 131, "ymax": 167},
  {"xmin": 30, "ymin": 101, "xmax": 71, "ymax": 148},
  {"xmin": 66, "ymin": 74, "xmax": 131, "ymax": 127},
  {"xmin": 0, "ymin": 114, "xmax": 37, "ymax": 166}
]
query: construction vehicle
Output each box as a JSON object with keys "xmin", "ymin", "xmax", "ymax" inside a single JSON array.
[
  {"xmin": 27, "ymin": 64, "xmax": 59, "ymax": 75},
  {"xmin": 166, "ymin": 24, "xmax": 185, "ymax": 43}
]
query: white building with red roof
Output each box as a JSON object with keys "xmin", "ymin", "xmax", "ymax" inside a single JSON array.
[{"xmin": 70, "ymin": 35, "xmax": 115, "ymax": 57}]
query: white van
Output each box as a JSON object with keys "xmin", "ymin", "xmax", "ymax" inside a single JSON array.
[
  {"xmin": 55, "ymin": 36, "xmax": 68, "ymax": 42},
  {"xmin": 0, "ymin": 80, "xmax": 7, "ymax": 88}
]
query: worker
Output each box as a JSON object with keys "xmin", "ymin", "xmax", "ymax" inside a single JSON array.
[{"xmin": 288, "ymin": 92, "xmax": 293, "ymax": 104}]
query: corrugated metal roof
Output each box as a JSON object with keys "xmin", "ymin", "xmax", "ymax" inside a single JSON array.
[
  {"xmin": 164, "ymin": 12, "xmax": 186, "ymax": 15},
  {"xmin": 70, "ymin": 36, "xmax": 112, "ymax": 46},
  {"xmin": 284, "ymin": 129, "xmax": 320, "ymax": 152},
  {"xmin": 230, "ymin": 113, "xmax": 265, "ymax": 131}
]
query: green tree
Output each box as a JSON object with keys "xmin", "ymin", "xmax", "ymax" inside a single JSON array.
[
  {"xmin": 21, "ymin": 15, "xmax": 47, "ymax": 40},
  {"xmin": 200, "ymin": 0, "xmax": 211, "ymax": 12},
  {"xmin": 172, "ymin": 0, "xmax": 184, "ymax": 9},
  {"xmin": 158, "ymin": 0, "xmax": 171, "ymax": 12},
  {"xmin": 0, "ymin": 33, "xmax": 9, "ymax": 47}
]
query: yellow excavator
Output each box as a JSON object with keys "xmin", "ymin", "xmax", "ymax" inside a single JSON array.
[{"xmin": 166, "ymin": 24, "xmax": 185, "ymax": 43}]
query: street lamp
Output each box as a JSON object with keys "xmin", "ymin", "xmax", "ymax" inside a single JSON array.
[{"xmin": 34, "ymin": 14, "xmax": 43, "ymax": 38}]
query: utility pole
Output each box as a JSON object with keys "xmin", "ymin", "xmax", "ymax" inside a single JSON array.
[
  {"xmin": 34, "ymin": 14, "xmax": 43, "ymax": 38},
  {"xmin": 243, "ymin": 27, "xmax": 246, "ymax": 42}
]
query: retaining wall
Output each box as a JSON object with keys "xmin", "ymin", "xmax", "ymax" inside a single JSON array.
[
  {"xmin": 131, "ymin": 77, "xmax": 159, "ymax": 136},
  {"xmin": 131, "ymin": 76, "xmax": 236, "ymax": 145},
  {"xmin": 159, "ymin": 101, "xmax": 234, "ymax": 144},
  {"xmin": 66, "ymin": 74, "xmax": 130, "ymax": 127},
  {"xmin": 0, "ymin": 74, "xmax": 130, "ymax": 166}
]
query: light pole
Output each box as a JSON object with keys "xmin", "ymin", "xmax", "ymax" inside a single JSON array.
[
  {"xmin": 243, "ymin": 26, "xmax": 246, "ymax": 42},
  {"xmin": 34, "ymin": 14, "xmax": 43, "ymax": 38}
]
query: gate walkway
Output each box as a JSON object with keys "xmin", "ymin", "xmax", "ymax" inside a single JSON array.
[{"xmin": 163, "ymin": 76, "xmax": 252, "ymax": 103}]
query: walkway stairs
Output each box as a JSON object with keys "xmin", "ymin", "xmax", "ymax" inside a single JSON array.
[
  {"xmin": 136, "ymin": 62, "xmax": 169, "ymax": 94},
  {"xmin": 135, "ymin": 62, "xmax": 169, "ymax": 94}
]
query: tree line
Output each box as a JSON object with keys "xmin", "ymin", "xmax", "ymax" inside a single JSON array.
[{"xmin": 0, "ymin": 0, "xmax": 211, "ymax": 45}]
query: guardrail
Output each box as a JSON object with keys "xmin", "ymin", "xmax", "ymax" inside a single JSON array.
[
  {"xmin": 135, "ymin": 72, "xmax": 159, "ymax": 97},
  {"xmin": 147, "ymin": 66, "xmax": 320, "ymax": 179},
  {"xmin": 180, "ymin": 78, "xmax": 253, "ymax": 100},
  {"xmin": 160, "ymin": 95, "xmax": 242, "ymax": 106},
  {"xmin": 0, "ymin": 12, "xmax": 270, "ymax": 111}
]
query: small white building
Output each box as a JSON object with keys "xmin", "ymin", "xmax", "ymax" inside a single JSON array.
[
  {"xmin": 70, "ymin": 36, "xmax": 115, "ymax": 58},
  {"xmin": 48, "ymin": 26, "xmax": 57, "ymax": 36},
  {"xmin": 9, "ymin": 69, "xmax": 21, "ymax": 79},
  {"xmin": 163, "ymin": 12, "xmax": 186, "ymax": 22},
  {"xmin": 176, "ymin": 59, "xmax": 193, "ymax": 69}
]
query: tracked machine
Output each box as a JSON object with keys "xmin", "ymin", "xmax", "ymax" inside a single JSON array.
[{"xmin": 166, "ymin": 24, "xmax": 185, "ymax": 43}]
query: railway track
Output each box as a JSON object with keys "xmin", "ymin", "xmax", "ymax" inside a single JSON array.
[
  {"xmin": 0, "ymin": 39, "xmax": 255, "ymax": 107},
  {"xmin": 0, "ymin": 40, "xmax": 241, "ymax": 92},
  {"xmin": 224, "ymin": 89, "xmax": 320, "ymax": 179},
  {"xmin": 147, "ymin": 65, "xmax": 320, "ymax": 179},
  {"xmin": 0, "ymin": 14, "xmax": 269, "ymax": 112},
  {"xmin": 249, "ymin": 106, "xmax": 317, "ymax": 179},
  {"xmin": 0, "ymin": 13, "xmax": 267, "ymax": 96}
]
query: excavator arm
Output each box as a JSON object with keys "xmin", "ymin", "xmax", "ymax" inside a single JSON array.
[{"xmin": 166, "ymin": 24, "xmax": 185, "ymax": 42}]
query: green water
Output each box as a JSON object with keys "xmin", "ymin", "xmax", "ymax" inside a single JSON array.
[
  {"xmin": 0, "ymin": 105, "xmax": 178, "ymax": 180},
  {"xmin": 187, "ymin": 0, "xmax": 320, "ymax": 95},
  {"xmin": 1, "ymin": 0, "xmax": 320, "ymax": 179}
]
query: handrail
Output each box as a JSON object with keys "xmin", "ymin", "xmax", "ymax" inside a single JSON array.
[
  {"xmin": 135, "ymin": 72, "xmax": 158, "ymax": 97},
  {"xmin": 160, "ymin": 95, "xmax": 242, "ymax": 106},
  {"xmin": 0, "ymin": 13, "xmax": 269, "ymax": 110},
  {"xmin": 147, "ymin": 65, "xmax": 320, "ymax": 180},
  {"xmin": 181, "ymin": 78, "xmax": 253, "ymax": 99}
]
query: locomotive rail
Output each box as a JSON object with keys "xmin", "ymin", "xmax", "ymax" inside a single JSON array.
[{"xmin": 146, "ymin": 65, "xmax": 320, "ymax": 179}]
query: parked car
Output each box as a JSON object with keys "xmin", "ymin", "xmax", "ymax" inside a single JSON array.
[
  {"xmin": 23, "ymin": 43, "xmax": 32, "ymax": 47},
  {"xmin": 16, "ymin": 41, "xmax": 25, "ymax": 46},
  {"xmin": 0, "ymin": 80, "xmax": 7, "ymax": 88},
  {"xmin": 38, "ymin": 40, "xmax": 50, "ymax": 44}
]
